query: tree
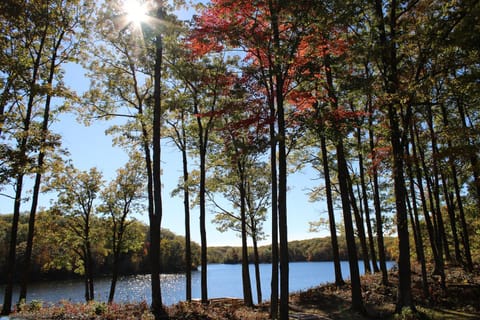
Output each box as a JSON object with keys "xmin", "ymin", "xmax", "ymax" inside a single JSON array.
[
  {"xmin": 190, "ymin": 2, "xmax": 315, "ymax": 316},
  {"xmin": 165, "ymin": 96, "xmax": 194, "ymax": 301},
  {"xmin": 205, "ymin": 72, "xmax": 271, "ymax": 306},
  {"xmin": 99, "ymin": 155, "xmax": 146, "ymax": 303},
  {"xmin": 0, "ymin": 0, "xmax": 88, "ymax": 312},
  {"xmin": 18, "ymin": 0, "xmax": 94, "ymax": 304},
  {"xmin": 45, "ymin": 165, "xmax": 104, "ymax": 302},
  {"xmin": 168, "ymin": 43, "xmax": 230, "ymax": 303}
]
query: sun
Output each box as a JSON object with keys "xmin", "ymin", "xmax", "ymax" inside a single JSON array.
[{"xmin": 123, "ymin": 0, "xmax": 147, "ymax": 25}]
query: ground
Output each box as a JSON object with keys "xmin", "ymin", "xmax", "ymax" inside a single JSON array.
[{"xmin": 8, "ymin": 263, "xmax": 480, "ymax": 319}]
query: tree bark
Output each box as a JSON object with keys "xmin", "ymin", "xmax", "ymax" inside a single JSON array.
[
  {"xmin": 319, "ymin": 133, "xmax": 344, "ymax": 286},
  {"xmin": 323, "ymin": 51, "xmax": 364, "ymax": 313},
  {"xmin": 347, "ymin": 175, "xmax": 371, "ymax": 274},
  {"xmin": 412, "ymin": 121, "xmax": 445, "ymax": 286},
  {"xmin": 269, "ymin": 99, "xmax": 279, "ymax": 319},
  {"xmin": 368, "ymin": 102, "xmax": 389, "ymax": 285},
  {"xmin": 372, "ymin": 0, "xmax": 414, "ymax": 311},
  {"xmin": 181, "ymin": 134, "xmax": 192, "ymax": 301},
  {"xmin": 356, "ymin": 125, "xmax": 379, "ymax": 273},
  {"xmin": 441, "ymin": 102, "xmax": 473, "ymax": 271},
  {"xmin": 19, "ymin": 26, "xmax": 64, "ymax": 302},
  {"xmin": 239, "ymin": 164, "xmax": 253, "ymax": 307},
  {"xmin": 2, "ymin": 22, "xmax": 48, "ymax": 315},
  {"xmin": 150, "ymin": 7, "xmax": 167, "ymax": 318},
  {"xmin": 252, "ymin": 229, "xmax": 263, "ymax": 304},
  {"xmin": 405, "ymin": 145, "xmax": 429, "ymax": 298},
  {"xmin": 426, "ymin": 105, "xmax": 451, "ymax": 262}
]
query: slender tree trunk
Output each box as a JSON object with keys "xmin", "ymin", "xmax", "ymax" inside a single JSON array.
[
  {"xmin": 347, "ymin": 175, "xmax": 371, "ymax": 274},
  {"xmin": 337, "ymin": 142, "xmax": 365, "ymax": 313},
  {"xmin": 323, "ymin": 51, "xmax": 364, "ymax": 312},
  {"xmin": 2, "ymin": 175, "xmax": 24, "ymax": 315},
  {"xmin": 150, "ymin": 7, "xmax": 167, "ymax": 318},
  {"xmin": 108, "ymin": 249, "xmax": 120, "ymax": 303},
  {"xmin": 19, "ymin": 28, "xmax": 65, "ymax": 301},
  {"xmin": 1, "ymin": 23, "xmax": 48, "ymax": 315},
  {"xmin": 405, "ymin": 149, "xmax": 429, "ymax": 299},
  {"xmin": 269, "ymin": 100, "xmax": 279, "ymax": 319},
  {"xmin": 426, "ymin": 105, "xmax": 451, "ymax": 262},
  {"xmin": 267, "ymin": 1, "xmax": 288, "ymax": 318},
  {"xmin": 356, "ymin": 125, "xmax": 379, "ymax": 273},
  {"xmin": 388, "ymin": 104, "xmax": 414, "ymax": 312},
  {"xmin": 198, "ymin": 124, "xmax": 208, "ymax": 305},
  {"xmin": 412, "ymin": 121, "xmax": 445, "ymax": 285},
  {"xmin": 319, "ymin": 133, "xmax": 344, "ymax": 286},
  {"xmin": 440, "ymin": 173, "xmax": 462, "ymax": 264},
  {"xmin": 239, "ymin": 166, "xmax": 253, "ymax": 307},
  {"xmin": 181, "ymin": 141, "xmax": 192, "ymax": 301},
  {"xmin": 83, "ymin": 248, "xmax": 90, "ymax": 301},
  {"xmin": 372, "ymin": 0, "xmax": 414, "ymax": 310},
  {"xmin": 441, "ymin": 103, "xmax": 473, "ymax": 271},
  {"xmin": 252, "ymin": 231, "xmax": 262, "ymax": 304},
  {"xmin": 368, "ymin": 103, "xmax": 388, "ymax": 285},
  {"xmin": 85, "ymin": 222, "xmax": 95, "ymax": 302}
]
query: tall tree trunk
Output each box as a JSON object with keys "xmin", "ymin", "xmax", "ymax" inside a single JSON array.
[
  {"xmin": 323, "ymin": 52, "xmax": 364, "ymax": 313},
  {"xmin": 337, "ymin": 142, "xmax": 365, "ymax": 313},
  {"xmin": 372, "ymin": 0, "xmax": 413, "ymax": 310},
  {"xmin": 269, "ymin": 99, "xmax": 279, "ymax": 319},
  {"xmin": 1, "ymin": 22, "xmax": 48, "ymax": 315},
  {"xmin": 368, "ymin": 102, "xmax": 389, "ymax": 285},
  {"xmin": 85, "ymin": 220, "xmax": 95, "ymax": 302},
  {"xmin": 405, "ymin": 145, "xmax": 429, "ymax": 298},
  {"xmin": 267, "ymin": 1, "xmax": 288, "ymax": 318},
  {"xmin": 440, "ymin": 174, "xmax": 462, "ymax": 264},
  {"xmin": 388, "ymin": 104, "xmax": 413, "ymax": 312},
  {"xmin": 347, "ymin": 175, "xmax": 371, "ymax": 274},
  {"xmin": 108, "ymin": 254, "xmax": 120, "ymax": 303},
  {"xmin": 356, "ymin": 125, "xmax": 379, "ymax": 273},
  {"xmin": 108, "ymin": 230, "xmax": 122, "ymax": 304},
  {"xmin": 19, "ymin": 27, "xmax": 65, "ymax": 302},
  {"xmin": 246, "ymin": 182, "xmax": 263, "ymax": 305},
  {"xmin": 441, "ymin": 103, "xmax": 473, "ymax": 271},
  {"xmin": 2, "ymin": 175, "xmax": 24, "ymax": 315},
  {"xmin": 319, "ymin": 133, "xmax": 344, "ymax": 286},
  {"xmin": 181, "ymin": 136, "xmax": 192, "ymax": 301},
  {"xmin": 239, "ymin": 165, "xmax": 253, "ymax": 307},
  {"xmin": 198, "ymin": 117, "xmax": 208, "ymax": 305},
  {"xmin": 251, "ymin": 229, "xmax": 263, "ymax": 304},
  {"xmin": 150, "ymin": 7, "xmax": 167, "ymax": 318},
  {"xmin": 425, "ymin": 105, "xmax": 451, "ymax": 262},
  {"xmin": 412, "ymin": 121, "xmax": 445, "ymax": 286}
]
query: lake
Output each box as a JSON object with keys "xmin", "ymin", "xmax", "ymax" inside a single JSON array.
[{"xmin": 1, "ymin": 261, "xmax": 395, "ymax": 305}]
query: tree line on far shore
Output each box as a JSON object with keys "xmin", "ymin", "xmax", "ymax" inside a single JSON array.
[{"xmin": 208, "ymin": 237, "xmax": 396, "ymax": 265}]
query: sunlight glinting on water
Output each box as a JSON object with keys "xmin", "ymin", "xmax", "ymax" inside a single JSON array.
[{"xmin": 0, "ymin": 261, "xmax": 395, "ymax": 305}]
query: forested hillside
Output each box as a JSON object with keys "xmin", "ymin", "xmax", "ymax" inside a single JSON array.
[
  {"xmin": 0, "ymin": 212, "xmax": 200, "ymax": 283},
  {"xmin": 208, "ymin": 237, "xmax": 397, "ymax": 264}
]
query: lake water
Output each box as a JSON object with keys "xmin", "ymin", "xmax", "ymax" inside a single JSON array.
[{"xmin": 1, "ymin": 261, "xmax": 395, "ymax": 305}]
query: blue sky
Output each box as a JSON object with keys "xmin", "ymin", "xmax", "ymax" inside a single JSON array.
[{"xmin": 0, "ymin": 1, "xmax": 329, "ymax": 247}]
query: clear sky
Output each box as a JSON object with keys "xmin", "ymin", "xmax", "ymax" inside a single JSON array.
[{"xmin": 0, "ymin": 1, "xmax": 329, "ymax": 247}]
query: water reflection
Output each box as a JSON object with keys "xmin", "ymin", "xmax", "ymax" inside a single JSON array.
[{"xmin": 0, "ymin": 261, "xmax": 395, "ymax": 305}]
